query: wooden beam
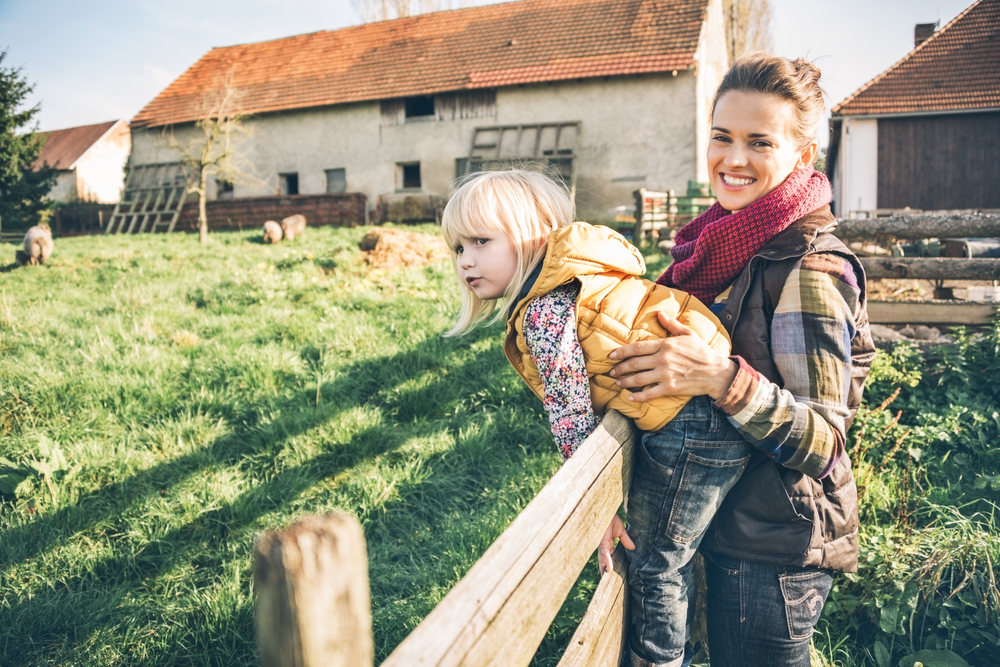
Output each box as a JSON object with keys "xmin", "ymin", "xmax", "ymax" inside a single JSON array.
[
  {"xmin": 867, "ymin": 300, "xmax": 998, "ymax": 325},
  {"xmin": 862, "ymin": 258, "xmax": 1000, "ymax": 281},
  {"xmin": 557, "ymin": 543, "xmax": 630, "ymax": 667},
  {"xmin": 835, "ymin": 214, "xmax": 1000, "ymax": 240},
  {"xmin": 255, "ymin": 514, "xmax": 374, "ymax": 667},
  {"xmin": 381, "ymin": 410, "xmax": 635, "ymax": 667}
]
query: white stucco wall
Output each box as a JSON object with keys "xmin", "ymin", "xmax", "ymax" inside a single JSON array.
[
  {"xmin": 130, "ymin": 73, "xmax": 702, "ymax": 224},
  {"xmin": 48, "ymin": 171, "xmax": 77, "ymax": 202},
  {"xmin": 835, "ymin": 118, "xmax": 878, "ymax": 214},
  {"xmin": 694, "ymin": 0, "xmax": 729, "ymax": 185},
  {"xmin": 74, "ymin": 121, "xmax": 131, "ymax": 203}
]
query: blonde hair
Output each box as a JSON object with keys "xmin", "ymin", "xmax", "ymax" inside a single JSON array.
[
  {"xmin": 441, "ymin": 169, "xmax": 575, "ymax": 336},
  {"xmin": 713, "ymin": 52, "xmax": 827, "ymax": 152}
]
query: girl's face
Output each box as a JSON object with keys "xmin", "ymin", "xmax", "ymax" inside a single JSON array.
[
  {"xmin": 455, "ymin": 230, "xmax": 519, "ymax": 301},
  {"xmin": 708, "ymin": 91, "xmax": 818, "ymax": 213}
]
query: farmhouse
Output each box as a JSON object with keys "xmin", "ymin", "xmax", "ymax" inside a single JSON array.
[
  {"xmin": 33, "ymin": 119, "xmax": 131, "ymax": 204},
  {"xmin": 128, "ymin": 0, "xmax": 727, "ymax": 226},
  {"xmin": 827, "ymin": 0, "xmax": 1000, "ymax": 215}
]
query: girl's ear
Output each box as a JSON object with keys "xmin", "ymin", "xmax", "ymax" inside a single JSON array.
[{"xmin": 797, "ymin": 139, "xmax": 820, "ymax": 170}]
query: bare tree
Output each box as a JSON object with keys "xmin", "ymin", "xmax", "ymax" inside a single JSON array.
[
  {"xmin": 722, "ymin": 0, "xmax": 774, "ymax": 63},
  {"xmin": 160, "ymin": 76, "xmax": 256, "ymax": 244},
  {"xmin": 352, "ymin": 0, "xmax": 467, "ymax": 23}
]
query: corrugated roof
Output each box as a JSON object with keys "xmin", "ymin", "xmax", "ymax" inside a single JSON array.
[
  {"xmin": 132, "ymin": 0, "xmax": 708, "ymax": 128},
  {"xmin": 33, "ymin": 120, "xmax": 120, "ymax": 170},
  {"xmin": 833, "ymin": 0, "xmax": 1000, "ymax": 116}
]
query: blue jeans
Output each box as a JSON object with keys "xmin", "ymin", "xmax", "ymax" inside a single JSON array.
[
  {"xmin": 625, "ymin": 396, "xmax": 752, "ymax": 667},
  {"xmin": 702, "ymin": 550, "xmax": 833, "ymax": 667}
]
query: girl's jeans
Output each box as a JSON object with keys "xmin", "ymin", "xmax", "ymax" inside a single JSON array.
[{"xmin": 625, "ymin": 395, "xmax": 751, "ymax": 667}]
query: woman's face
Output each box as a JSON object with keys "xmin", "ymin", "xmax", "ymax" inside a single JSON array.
[{"xmin": 708, "ymin": 91, "xmax": 818, "ymax": 213}]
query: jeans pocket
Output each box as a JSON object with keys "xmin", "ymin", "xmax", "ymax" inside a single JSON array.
[
  {"xmin": 666, "ymin": 451, "xmax": 751, "ymax": 543},
  {"xmin": 639, "ymin": 425, "xmax": 686, "ymax": 475},
  {"xmin": 779, "ymin": 570, "xmax": 832, "ymax": 640}
]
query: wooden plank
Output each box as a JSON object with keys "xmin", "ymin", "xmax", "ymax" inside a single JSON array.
[
  {"xmin": 381, "ymin": 411, "xmax": 635, "ymax": 667},
  {"xmin": 867, "ymin": 300, "xmax": 998, "ymax": 325},
  {"xmin": 862, "ymin": 258, "xmax": 1000, "ymax": 281},
  {"xmin": 557, "ymin": 543, "xmax": 630, "ymax": 667},
  {"xmin": 254, "ymin": 514, "xmax": 374, "ymax": 667},
  {"xmin": 835, "ymin": 214, "xmax": 1000, "ymax": 240}
]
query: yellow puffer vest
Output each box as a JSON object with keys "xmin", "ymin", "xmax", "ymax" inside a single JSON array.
[{"xmin": 504, "ymin": 222, "xmax": 731, "ymax": 432}]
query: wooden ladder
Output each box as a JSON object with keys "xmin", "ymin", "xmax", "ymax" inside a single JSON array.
[{"xmin": 105, "ymin": 163, "xmax": 188, "ymax": 234}]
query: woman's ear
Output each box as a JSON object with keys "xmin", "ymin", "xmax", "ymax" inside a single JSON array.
[{"xmin": 798, "ymin": 140, "xmax": 820, "ymax": 169}]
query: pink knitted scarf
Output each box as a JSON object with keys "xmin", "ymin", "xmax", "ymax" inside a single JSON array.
[{"xmin": 657, "ymin": 167, "xmax": 832, "ymax": 304}]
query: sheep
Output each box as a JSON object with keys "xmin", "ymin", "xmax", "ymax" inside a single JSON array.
[
  {"xmin": 262, "ymin": 220, "xmax": 283, "ymax": 244},
  {"xmin": 16, "ymin": 225, "xmax": 54, "ymax": 266},
  {"xmin": 280, "ymin": 214, "xmax": 307, "ymax": 241}
]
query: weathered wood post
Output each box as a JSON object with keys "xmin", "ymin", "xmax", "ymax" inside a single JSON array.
[{"xmin": 254, "ymin": 514, "xmax": 374, "ymax": 667}]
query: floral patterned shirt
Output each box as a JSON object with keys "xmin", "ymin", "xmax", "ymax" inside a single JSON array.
[{"xmin": 522, "ymin": 282, "xmax": 599, "ymax": 459}]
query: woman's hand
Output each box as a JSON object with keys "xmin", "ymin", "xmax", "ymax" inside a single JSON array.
[
  {"xmin": 608, "ymin": 312, "xmax": 738, "ymax": 402},
  {"xmin": 598, "ymin": 514, "xmax": 635, "ymax": 574}
]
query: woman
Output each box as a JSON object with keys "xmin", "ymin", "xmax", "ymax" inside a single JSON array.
[{"xmin": 610, "ymin": 53, "xmax": 877, "ymax": 667}]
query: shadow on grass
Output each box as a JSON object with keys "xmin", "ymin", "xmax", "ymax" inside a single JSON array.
[{"xmin": 0, "ymin": 327, "xmax": 535, "ymax": 663}]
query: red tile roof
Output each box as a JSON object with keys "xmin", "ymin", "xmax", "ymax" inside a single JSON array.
[
  {"xmin": 33, "ymin": 120, "xmax": 120, "ymax": 170},
  {"xmin": 132, "ymin": 0, "xmax": 708, "ymax": 128},
  {"xmin": 833, "ymin": 0, "xmax": 1000, "ymax": 116}
]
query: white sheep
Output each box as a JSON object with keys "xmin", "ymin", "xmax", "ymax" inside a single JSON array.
[
  {"xmin": 262, "ymin": 220, "xmax": 283, "ymax": 244},
  {"xmin": 280, "ymin": 214, "xmax": 307, "ymax": 241},
  {"xmin": 16, "ymin": 225, "xmax": 54, "ymax": 266}
]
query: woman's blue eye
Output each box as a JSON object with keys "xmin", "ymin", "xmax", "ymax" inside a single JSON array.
[
  {"xmin": 476, "ymin": 238, "xmax": 489, "ymax": 246},
  {"xmin": 455, "ymin": 245, "xmax": 464, "ymax": 254}
]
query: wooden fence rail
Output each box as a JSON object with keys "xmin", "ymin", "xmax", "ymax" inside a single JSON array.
[
  {"xmin": 255, "ymin": 410, "xmax": 636, "ymax": 667},
  {"xmin": 836, "ymin": 213, "xmax": 1000, "ymax": 326},
  {"xmin": 834, "ymin": 213, "xmax": 1000, "ymax": 241},
  {"xmin": 860, "ymin": 257, "xmax": 1000, "ymax": 281}
]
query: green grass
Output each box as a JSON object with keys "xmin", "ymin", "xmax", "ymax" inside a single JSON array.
[
  {"xmin": 0, "ymin": 227, "xmax": 598, "ymax": 666},
  {"xmin": 3, "ymin": 228, "xmax": 997, "ymax": 667}
]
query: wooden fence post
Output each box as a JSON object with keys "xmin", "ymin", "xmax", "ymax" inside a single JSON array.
[{"xmin": 254, "ymin": 514, "xmax": 374, "ymax": 667}]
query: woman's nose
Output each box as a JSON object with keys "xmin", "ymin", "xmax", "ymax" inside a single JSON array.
[{"xmin": 724, "ymin": 145, "xmax": 748, "ymax": 167}]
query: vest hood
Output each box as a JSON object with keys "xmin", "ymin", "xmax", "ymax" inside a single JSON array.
[{"xmin": 514, "ymin": 222, "xmax": 646, "ymax": 314}]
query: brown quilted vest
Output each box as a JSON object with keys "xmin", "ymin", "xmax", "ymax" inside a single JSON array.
[{"xmin": 700, "ymin": 206, "xmax": 876, "ymax": 572}]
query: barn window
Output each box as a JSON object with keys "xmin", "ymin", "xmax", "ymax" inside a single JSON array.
[
  {"xmin": 325, "ymin": 168, "xmax": 346, "ymax": 193},
  {"xmin": 398, "ymin": 162, "xmax": 421, "ymax": 189},
  {"xmin": 279, "ymin": 173, "xmax": 299, "ymax": 195},
  {"xmin": 404, "ymin": 96, "xmax": 435, "ymax": 119},
  {"xmin": 216, "ymin": 178, "xmax": 234, "ymax": 199}
]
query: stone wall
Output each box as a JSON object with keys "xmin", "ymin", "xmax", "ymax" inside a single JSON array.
[{"xmin": 175, "ymin": 192, "xmax": 367, "ymax": 232}]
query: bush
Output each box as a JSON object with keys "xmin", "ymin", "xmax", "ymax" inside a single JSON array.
[{"xmin": 820, "ymin": 319, "xmax": 1000, "ymax": 667}]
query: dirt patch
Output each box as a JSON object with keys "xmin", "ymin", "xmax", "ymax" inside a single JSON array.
[{"xmin": 359, "ymin": 227, "xmax": 450, "ymax": 271}]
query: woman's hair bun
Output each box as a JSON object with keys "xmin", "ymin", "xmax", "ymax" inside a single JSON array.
[{"xmin": 713, "ymin": 52, "xmax": 827, "ymax": 150}]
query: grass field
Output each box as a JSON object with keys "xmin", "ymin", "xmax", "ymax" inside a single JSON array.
[{"xmin": 1, "ymin": 226, "xmax": 997, "ymax": 667}]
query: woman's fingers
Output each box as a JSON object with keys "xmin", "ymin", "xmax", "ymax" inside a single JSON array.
[
  {"xmin": 658, "ymin": 312, "xmax": 697, "ymax": 337},
  {"xmin": 609, "ymin": 337, "xmax": 668, "ymax": 363}
]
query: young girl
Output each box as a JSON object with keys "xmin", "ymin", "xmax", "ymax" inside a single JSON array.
[{"xmin": 441, "ymin": 168, "xmax": 751, "ymax": 667}]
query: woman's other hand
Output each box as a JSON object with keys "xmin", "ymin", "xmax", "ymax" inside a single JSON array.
[
  {"xmin": 598, "ymin": 514, "xmax": 634, "ymax": 574},
  {"xmin": 609, "ymin": 312, "xmax": 738, "ymax": 402}
]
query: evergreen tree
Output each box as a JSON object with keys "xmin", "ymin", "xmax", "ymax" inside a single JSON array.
[{"xmin": 0, "ymin": 50, "xmax": 55, "ymax": 230}]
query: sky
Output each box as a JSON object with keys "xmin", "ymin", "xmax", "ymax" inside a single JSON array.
[{"xmin": 0, "ymin": 0, "xmax": 977, "ymax": 144}]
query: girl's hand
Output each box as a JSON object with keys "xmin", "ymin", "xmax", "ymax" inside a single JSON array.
[
  {"xmin": 608, "ymin": 312, "xmax": 738, "ymax": 402},
  {"xmin": 598, "ymin": 514, "xmax": 635, "ymax": 575}
]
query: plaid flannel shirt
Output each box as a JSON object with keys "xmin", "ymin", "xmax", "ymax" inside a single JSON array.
[{"xmin": 713, "ymin": 252, "xmax": 860, "ymax": 479}]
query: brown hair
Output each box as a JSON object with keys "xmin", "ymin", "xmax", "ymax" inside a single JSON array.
[{"xmin": 712, "ymin": 52, "xmax": 826, "ymax": 150}]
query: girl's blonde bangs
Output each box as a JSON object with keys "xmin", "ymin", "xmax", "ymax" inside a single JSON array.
[{"xmin": 441, "ymin": 169, "xmax": 575, "ymax": 337}]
